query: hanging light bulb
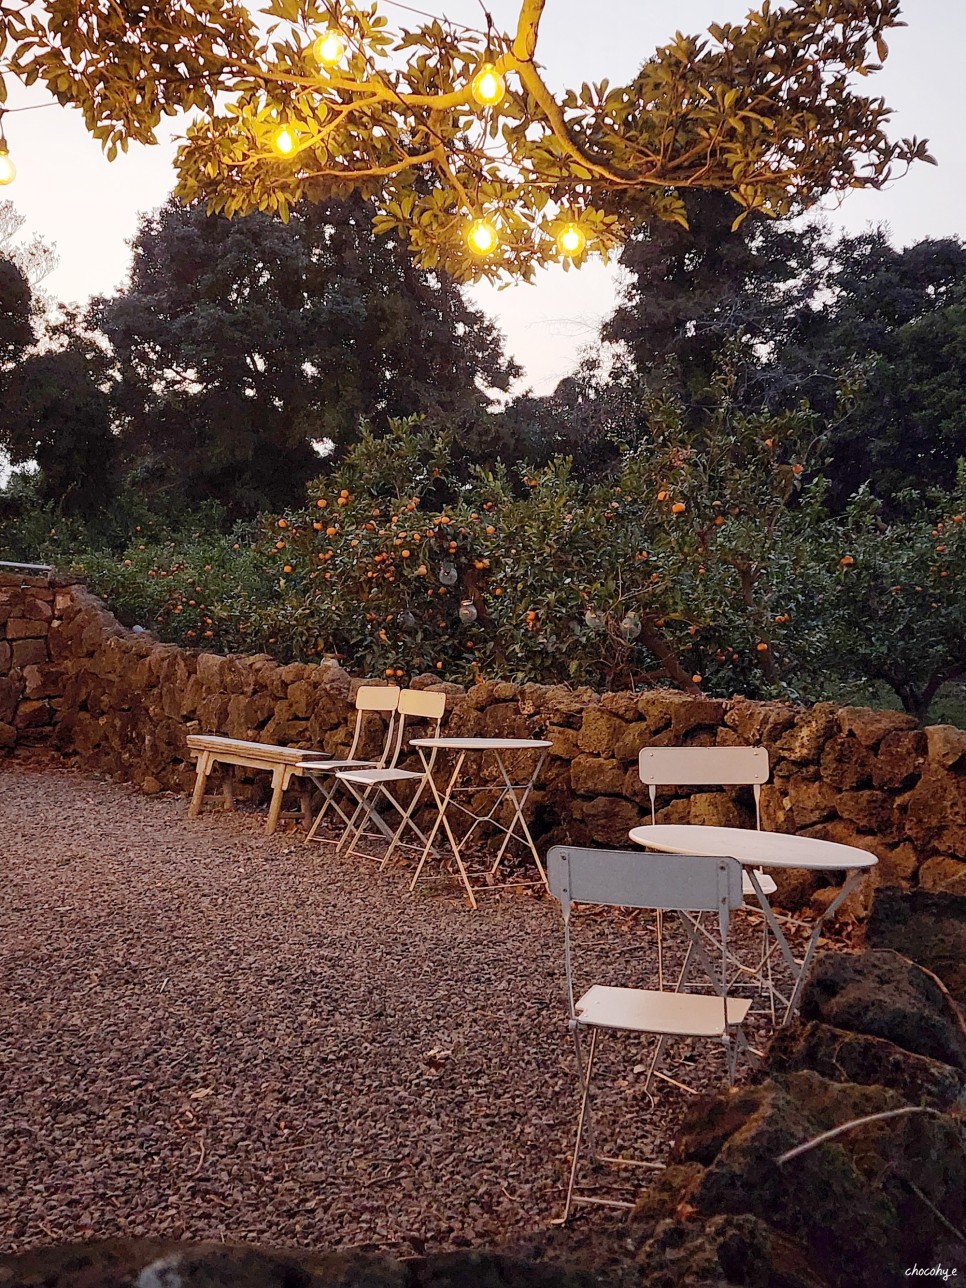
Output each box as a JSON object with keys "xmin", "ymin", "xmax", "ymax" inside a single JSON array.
[
  {"xmin": 470, "ymin": 63, "xmax": 506, "ymax": 108},
  {"xmin": 0, "ymin": 142, "xmax": 15, "ymax": 186},
  {"xmin": 556, "ymin": 222, "xmax": 586, "ymax": 258},
  {"xmin": 458, "ymin": 599, "xmax": 478, "ymax": 625},
  {"xmin": 466, "ymin": 218, "xmax": 498, "ymax": 257},
  {"xmin": 619, "ymin": 612, "xmax": 642, "ymax": 643},
  {"xmin": 584, "ymin": 607, "xmax": 606, "ymax": 632},
  {"xmin": 397, "ymin": 610, "xmax": 417, "ymax": 632},
  {"xmin": 439, "ymin": 562, "xmax": 458, "ymax": 586},
  {"xmin": 312, "ymin": 27, "xmax": 348, "ymax": 67},
  {"xmin": 271, "ymin": 124, "xmax": 297, "ymax": 157}
]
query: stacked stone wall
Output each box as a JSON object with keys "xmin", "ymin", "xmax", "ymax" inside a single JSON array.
[{"xmin": 1, "ymin": 571, "xmax": 964, "ymax": 906}]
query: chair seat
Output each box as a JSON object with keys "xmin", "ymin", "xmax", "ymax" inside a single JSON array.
[
  {"xmin": 574, "ymin": 984, "xmax": 751, "ymax": 1037},
  {"xmin": 743, "ymin": 868, "xmax": 777, "ymax": 897},
  {"xmin": 337, "ymin": 767, "xmax": 423, "ymax": 786}
]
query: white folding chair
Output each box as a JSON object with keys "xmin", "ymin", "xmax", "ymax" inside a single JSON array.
[
  {"xmin": 298, "ymin": 685, "xmax": 401, "ymax": 844},
  {"xmin": 335, "ymin": 689, "xmax": 446, "ymax": 862},
  {"xmin": 547, "ymin": 844, "xmax": 751, "ymax": 1223},
  {"xmin": 639, "ymin": 745, "xmax": 779, "ymax": 1013}
]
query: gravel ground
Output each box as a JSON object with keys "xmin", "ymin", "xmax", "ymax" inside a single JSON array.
[{"xmin": 0, "ymin": 753, "xmax": 794, "ymax": 1270}]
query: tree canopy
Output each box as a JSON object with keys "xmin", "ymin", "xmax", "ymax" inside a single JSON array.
[
  {"xmin": 93, "ymin": 195, "xmax": 516, "ymax": 511},
  {"xmin": 0, "ymin": 0, "xmax": 932, "ymax": 278}
]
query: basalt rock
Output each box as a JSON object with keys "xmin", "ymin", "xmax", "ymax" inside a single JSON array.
[
  {"xmin": 0, "ymin": 1242, "xmax": 601, "ymax": 1288},
  {"xmin": 799, "ymin": 949, "xmax": 966, "ymax": 1070},
  {"xmin": 764, "ymin": 1019, "xmax": 965, "ymax": 1109},
  {"xmin": 867, "ymin": 887, "xmax": 966, "ymax": 1008}
]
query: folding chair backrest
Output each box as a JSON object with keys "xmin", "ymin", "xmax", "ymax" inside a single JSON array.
[
  {"xmin": 638, "ymin": 746, "xmax": 769, "ymax": 828},
  {"xmin": 548, "ymin": 845, "xmax": 743, "ymax": 1014},
  {"xmin": 345, "ymin": 684, "xmax": 400, "ymax": 763},
  {"xmin": 384, "ymin": 688, "xmax": 447, "ymax": 767},
  {"xmin": 547, "ymin": 845, "xmax": 743, "ymax": 918}
]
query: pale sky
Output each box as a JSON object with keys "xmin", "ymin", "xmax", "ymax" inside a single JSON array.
[{"xmin": 2, "ymin": 0, "xmax": 964, "ymax": 393}]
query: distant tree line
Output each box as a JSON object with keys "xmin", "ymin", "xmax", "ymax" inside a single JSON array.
[{"xmin": 3, "ymin": 192, "xmax": 966, "ymax": 528}]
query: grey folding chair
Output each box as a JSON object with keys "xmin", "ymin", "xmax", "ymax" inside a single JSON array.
[
  {"xmin": 547, "ymin": 844, "xmax": 750, "ymax": 1224},
  {"xmin": 298, "ymin": 685, "xmax": 401, "ymax": 845},
  {"xmin": 639, "ymin": 745, "xmax": 779, "ymax": 1010},
  {"xmin": 335, "ymin": 689, "xmax": 446, "ymax": 862}
]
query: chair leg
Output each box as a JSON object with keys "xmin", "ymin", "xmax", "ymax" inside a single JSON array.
[
  {"xmin": 560, "ymin": 1027, "xmax": 599, "ymax": 1224},
  {"xmin": 642, "ymin": 1033, "xmax": 667, "ymax": 1096},
  {"xmin": 570, "ymin": 1025, "xmax": 598, "ymax": 1163},
  {"xmin": 188, "ymin": 753, "xmax": 211, "ymax": 818}
]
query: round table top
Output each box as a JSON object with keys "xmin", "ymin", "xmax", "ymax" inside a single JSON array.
[
  {"xmin": 628, "ymin": 824, "xmax": 877, "ymax": 872},
  {"xmin": 411, "ymin": 737, "xmax": 552, "ymax": 751}
]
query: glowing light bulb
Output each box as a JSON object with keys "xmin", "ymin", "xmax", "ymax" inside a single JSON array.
[
  {"xmin": 556, "ymin": 223, "xmax": 586, "ymax": 257},
  {"xmin": 466, "ymin": 218, "xmax": 498, "ymax": 257},
  {"xmin": 0, "ymin": 147, "xmax": 15, "ymax": 186},
  {"xmin": 471, "ymin": 63, "xmax": 505, "ymax": 108},
  {"xmin": 272, "ymin": 125, "xmax": 297, "ymax": 157},
  {"xmin": 312, "ymin": 28, "xmax": 348, "ymax": 67}
]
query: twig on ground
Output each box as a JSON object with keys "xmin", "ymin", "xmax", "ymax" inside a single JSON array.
[{"xmin": 777, "ymin": 1105, "xmax": 943, "ymax": 1165}]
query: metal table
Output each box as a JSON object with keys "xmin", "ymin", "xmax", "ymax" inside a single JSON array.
[
  {"xmin": 629, "ymin": 823, "xmax": 877, "ymax": 1020},
  {"xmin": 409, "ymin": 736, "xmax": 552, "ymax": 909}
]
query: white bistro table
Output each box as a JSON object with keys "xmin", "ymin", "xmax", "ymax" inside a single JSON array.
[
  {"xmin": 409, "ymin": 736, "xmax": 552, "ymax": 910},
  {"xmin": 628, "ymin": 824, "xmax": 878, "ymax": 1020}
]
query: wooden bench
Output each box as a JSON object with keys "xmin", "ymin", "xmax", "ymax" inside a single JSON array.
[{"xmin": 186, "ymin": 735, "xmax": 331, "ymax": 834}]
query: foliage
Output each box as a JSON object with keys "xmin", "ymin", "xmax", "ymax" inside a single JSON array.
[
  {"xmin": 775, "ymin": 232, "xmax": 966, "ymax": 506},
  {"xmin": 808, "ymin": 472, "xmax": 966, "ymax": 720},
  {"xmin": 90, "ymin": 196, "xmax": 516, "ymax": 511},
  {"xmin": 0, "ymin": 0, "xmax": 932, "ymax": 279},
  {"xmin": 595, "ymin": 208, "xmax": 966, "ymax": 508},
  {"xmin": 0, "ymin": 199, "xmax": 58, "ymax": 290},
  {"xmin": 601, "ymin": 191, "xmax": 827, "ymax": 407},
  {"xmin": 0, "ymin": 248, "xmax": 30, "ymax": 357},
  {"xmin": 7, "ymin": 401, "xmax": 959, "ymax": 720},
  {"xmin": 1, "ymin": 312, "xmax": 119, "ymax": 518}
]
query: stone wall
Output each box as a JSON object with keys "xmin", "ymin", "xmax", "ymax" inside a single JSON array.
[
  {"xmin": 0, "ymin": 571, "xmax": 74, "ymax": 749},
  {"xmin": 2, "ymin": 571, "xmax": 964, "ymax": 907}
]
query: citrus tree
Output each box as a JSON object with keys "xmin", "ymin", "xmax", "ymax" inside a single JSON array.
[
  {"xmin": 809, "ymin": 474, "xmax": 966, "ymax": 719},
  {"xmin": 45, "ymin": 407, "xmax": 963, "ymax": 717},
  {"xmin": 0, "ymin": 0, "xmax": 931, "ymax": 279}
]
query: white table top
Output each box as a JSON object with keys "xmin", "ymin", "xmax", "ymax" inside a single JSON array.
[
  {"xmin": 411, "ymin": 737, "xmax": 552, "ymax": 751},
  {"xmin": 628, "ymin": 824, "xmax": 877, "ymax": 871}
]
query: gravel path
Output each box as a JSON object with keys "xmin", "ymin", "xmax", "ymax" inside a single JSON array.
[{"xmin": 0, "ymin": 754, "xmax": 764, "ymax": 1267}]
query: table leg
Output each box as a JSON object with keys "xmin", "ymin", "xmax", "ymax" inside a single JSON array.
[
  {"xmin": 783, "ymin": 869, "xmax": 865, "ymax": 1022},
  {"xmin": 746, "ymin": 868, "xmax": 802, "ymax": 985},
  {"xmin": 488, "ymin": 751, "xmax": 549, "ymax": 890},
  {"xmin": 410, "ymin": 751, "xmax": 478, "ymax": 909}
]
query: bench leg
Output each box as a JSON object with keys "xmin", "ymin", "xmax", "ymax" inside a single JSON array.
[
  {"xmin": 265, "ymin": 765, "xmax": 287, "ymax": 835},
  {"xmin": 300, "ymin": 785, "xmax": 314, "ymax": 831},
  {"xmin": 222, "ymin": 765, "xmax": 235, "ymax": 813},
  {"xmin": 188, "ymin": 752, "xmax": 211, "ymax": 818}
]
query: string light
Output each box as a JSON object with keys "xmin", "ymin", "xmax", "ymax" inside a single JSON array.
[
  {"xmin": 271, "ymin": 124, "xmax": 297, "ymax": 157},
  {"xmin": 556, "ymin": 222, "xmax": 586, "ymax": 257},
  {"xmin": 312, "ymin": 28, "xmax": 348, "ymax": 67},
  {"xmin": 466, "ymin": 217, "xmax": 498, "ymax": 256},
  {"xmin": 470, "ymin": 63, "xmax": 505, "ymax": 108}
]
